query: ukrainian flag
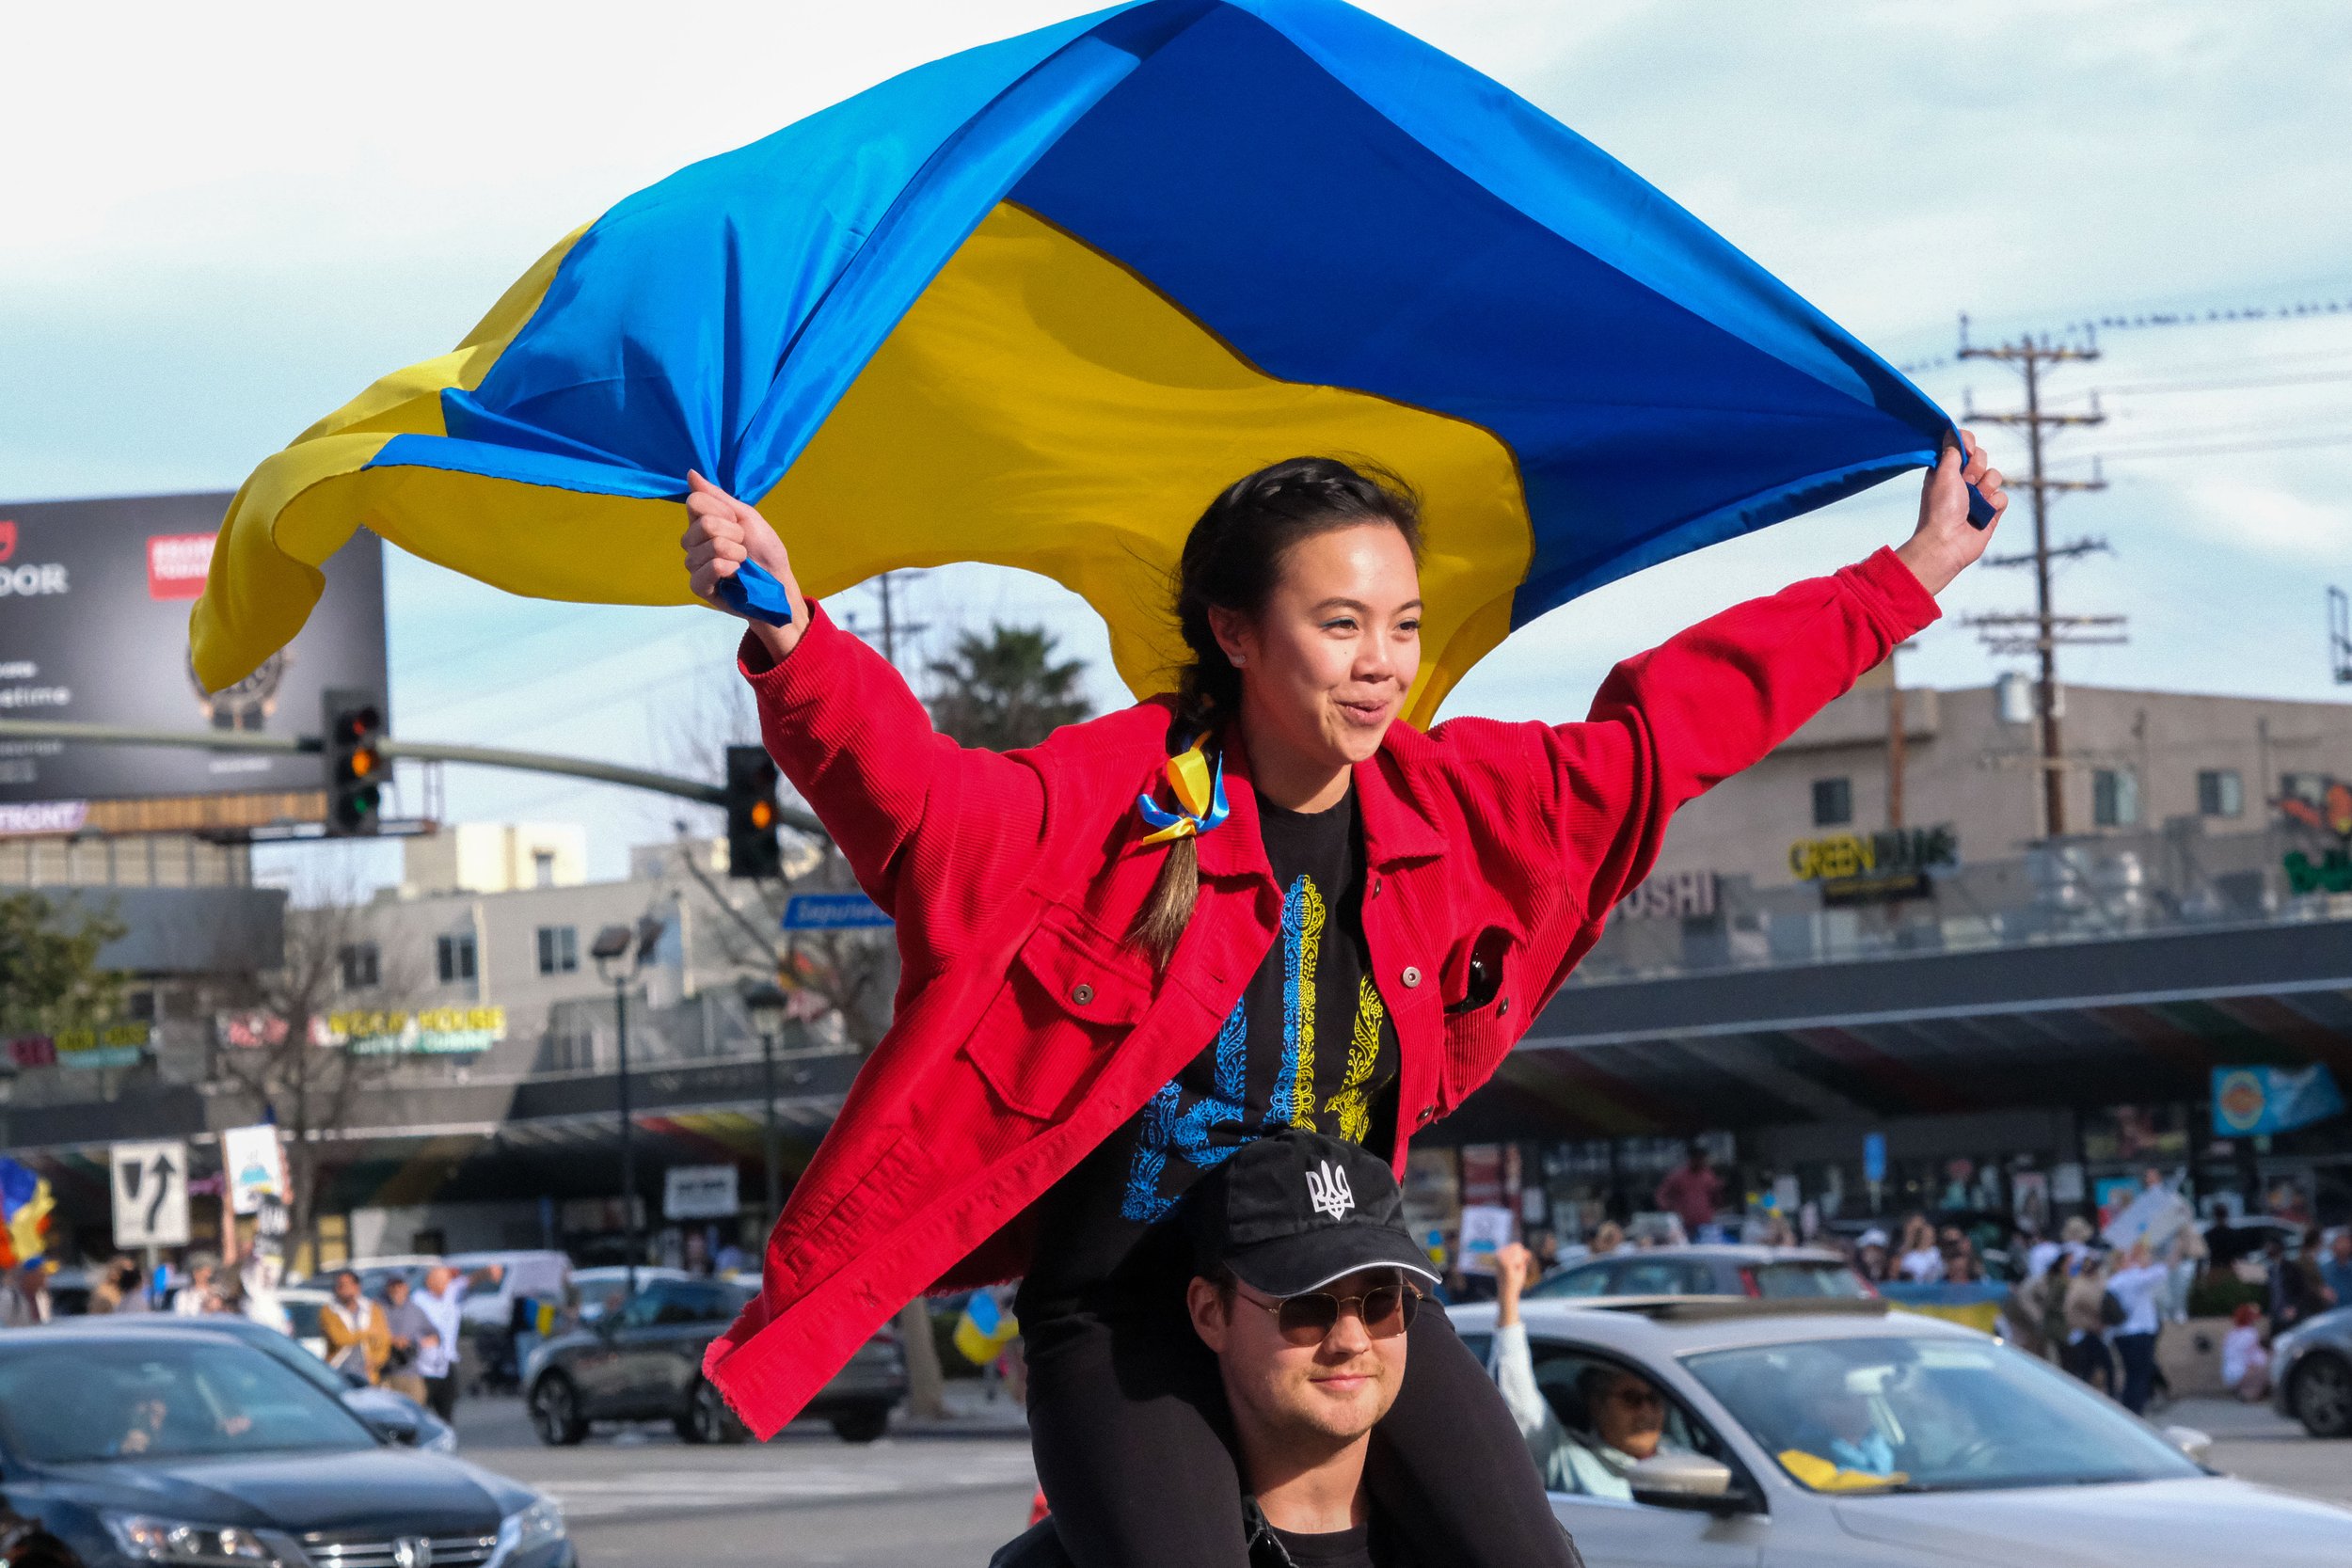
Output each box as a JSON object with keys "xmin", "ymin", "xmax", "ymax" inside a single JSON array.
[
  {"xmin": 196, "ymin": 0, "xmax": 1976, "ymax": 722},
  {"xmin": 0, "ymin": 1157, "xmax": 54, "ymax": 1268}
]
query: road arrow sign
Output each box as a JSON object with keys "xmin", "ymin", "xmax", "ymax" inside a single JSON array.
[{"xmin": 112, "ymin": 1139, "xmax": 191, "ymax": 1248}]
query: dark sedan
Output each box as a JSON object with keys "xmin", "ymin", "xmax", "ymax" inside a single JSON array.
[
  {"xmin": 0, "ymin": 1323, "xmax": 569, "ymax": 1568},
  {"xmin": 525, "ymin": 1275, "xmax": 906, "ymax": 1445},
  {"xmin": 58, "ymin": 1311, "xmax": 457, "ymax": 1454},
  {"xmin": 1529, "ymin": 1243, "xmax": 1873, "ymax": 1301}
]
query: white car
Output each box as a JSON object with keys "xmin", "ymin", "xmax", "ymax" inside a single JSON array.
[{"xmin": 1448, "ymin": 1295, "xmax": 2352, "ymax": 1567}]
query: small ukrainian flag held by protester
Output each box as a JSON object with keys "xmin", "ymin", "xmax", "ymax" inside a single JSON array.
[
  {"xmin": 194, "ymin": 0, "xmax": 1984, "ymax": 721},
  {"xmin": 953, "ymin": 1290, "xmax": 1021, "ymax": 1367},
  {"xmin": 0, "ymin": 1157, "xmax": 55, "ymax": 1267}
]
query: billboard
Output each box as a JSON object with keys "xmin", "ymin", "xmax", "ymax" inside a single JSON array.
[{"xmin": 0, "ymin": 493, "xmax": 387, "ymax": 805}]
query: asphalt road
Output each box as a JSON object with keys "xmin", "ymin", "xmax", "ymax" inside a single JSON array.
[
  {"xmin": 448, "ymin": 1390, "xmax": 2346, "ymax": 1567},
  {"xmin": 450, "ymin": 1395, "xmax": 1039, "ymax": 1567}
]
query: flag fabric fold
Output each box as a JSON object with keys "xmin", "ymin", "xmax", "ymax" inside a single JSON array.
[{"xmin": 197, "ymin": 0, "xmax": 1969, "ymax": 722}]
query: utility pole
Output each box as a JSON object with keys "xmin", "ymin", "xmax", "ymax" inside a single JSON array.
[
  {"xmin": 2329, "ymin": 587, "xmax": 2352, "ymax": 685},
  {"xmin": 1955, "ymin": 317, "xmax": 2122, "ymax": 839}
]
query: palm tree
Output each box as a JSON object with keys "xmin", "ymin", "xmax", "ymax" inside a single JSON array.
[{"xmin": 927, "ymin": 625, "xmax": 1091, "ymax": 750}]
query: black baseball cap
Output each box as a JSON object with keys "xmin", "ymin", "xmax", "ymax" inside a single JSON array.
[{"xmin": 1184, "ymin": 1130, "xmax": 1440, "ymax": 1297}]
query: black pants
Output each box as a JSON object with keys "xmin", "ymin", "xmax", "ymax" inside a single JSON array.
[
  {"xmin": 422, "ymin": 1373, "xmax": 458, "ymax": 1421},
  {"xmin": 1025, "ymin": 1288, "xmax": 1577, "ymax": 1568},
  {"xmin": 2113, "ymin": 1331, "xmax": 2158, "ymax": 1414}
]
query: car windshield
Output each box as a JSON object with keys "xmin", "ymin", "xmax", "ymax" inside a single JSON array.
[
  {"xmin": 464, "ymin": 1266, "xmax": 505, "ymax": 1294},
  {"xmin": 281, "ymin": 1297, "xmax": 326, "ymax": 1340},
  {"xmin": 1751, "ymin": 1262, "xmax": 1871, "ymax": 1299},
  {"xmin": 1685, "ymin": 1335, "xmax": 2203, "ymax": 1494},
  {"xmin": 0, "ymin": 1338, "xmax": 376, "ymax": 1465}
]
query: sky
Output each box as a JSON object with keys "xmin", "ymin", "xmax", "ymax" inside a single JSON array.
[{"xmin": 5, "ymin": 0, "xmax": 2348, "ymax": 887}]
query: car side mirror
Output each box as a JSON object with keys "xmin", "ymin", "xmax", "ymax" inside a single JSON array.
[
  {"xmin": 2160, "ymin": 1424, "xmax": 2214, "ymax": 1464},
  {"xmin": 1627, "ymin": 1451, "xmax": 1743, "ymax": 1513}
]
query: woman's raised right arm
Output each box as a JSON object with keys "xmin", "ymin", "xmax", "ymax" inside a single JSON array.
[{"xmin": 684, "ymin": 476, "xmax": 1051, "ymax": 946}]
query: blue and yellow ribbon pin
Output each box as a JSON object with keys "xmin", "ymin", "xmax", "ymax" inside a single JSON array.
[{"xmin": 1136, "ymin": 736, "xmax": 1230, "ymax": 847}]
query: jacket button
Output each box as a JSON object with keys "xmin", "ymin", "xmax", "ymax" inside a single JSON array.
[
  {"xmin": 1072, "ymin": 983, "xmax": 1095, "ymax": 1006},
  {"xmin": 1401, "ymin": 966, "xmax": 1422, "ymax": 989},
  {"xmin": 1500, "ymin": 998, "xmax": 1512, "ymax": 1017},
  {"xmin": 1417, "ymin": 1104, "xmax": 1437, "ymax": 1125}
]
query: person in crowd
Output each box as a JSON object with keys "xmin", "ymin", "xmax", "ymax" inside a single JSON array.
[
  {"xmin": 2008, "ymin": 1245, "xmax": 2060, "ymax": 1359},
  {"xmin": 172, "ymin": 1255, "xmax": 218, "ymax": 1316},
  {"xmin": 2059, "ymin": 1214, "xmax": 2096, "ymax": 1264},
  {"xmin": 1489, "ymin": 1242, "xmax": 1681, "ymax": 1499},
  {"xmin": 2060, "ymin": 1249, "xmax": 2117, "ymax": 1394},
  {"xmin": 2320, "ymin": 1229, "xmax": 2352, "ymax": 1310},
  {"xmin": 688, "ymin": 430, "xmax": 2001, "ymax": 1568},
  {"xmin": 321, "ymin": 1269, "xmax": 390, "ymax": 1385},
  {"xmin": 1654, "ymin": 1148, "xmax": 1723, "ymax": 1243},
  {"xmin": 1941, "ymin": 1234, "xmax": 1982, "ymax": 1285},
  {"xmin": 1896, "ymin": 1216, "xmax": 1945, "ymax": 1283},
  {"xmin": 2104, "ymin": 1239, "xmax": 2169, "ymax": 1415},
  {"xmin": 1588, "ymin": 1221, "xmax": 1628, "ymax": 1259},
  {"xmin": 414, "ymin": 1264, "xmax": 471, "ymax": 1420},
  {"xmin": 2220, "ymin": 1302, "xmax": 2271, "ymax": 1402},
  {"xmin": 2265, "ymin": 1234, "xmax": 2323, "ymax": 1333},
  {"xmin": 0, "ymin": 1263, "xmax": 49, "ymax": 1327},
  {"xmin": 380, "ymin": 1275, "xmax": 433, "ymax": 1403},
  {"xmin": 86, "ymin": 1259, "xmax": 126, "ymax": 1314},
  {"xmin": 994, "ymin": 1131, "xmax": 1471, "ymax": 1567},
  {"xmin": 1854, "ymin": 1228, "xmax": 1893, "ymax": 1285}
]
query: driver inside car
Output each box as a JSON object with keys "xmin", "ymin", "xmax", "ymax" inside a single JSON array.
[{"xmin": 1489, "ymin": 1243, "xmax": 1687, "ymax": 1499}]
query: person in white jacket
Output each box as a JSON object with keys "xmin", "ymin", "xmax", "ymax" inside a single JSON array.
[{"xmin": 1488, "ymin": 1243, "xmax": 1685, "ymax": 1500}]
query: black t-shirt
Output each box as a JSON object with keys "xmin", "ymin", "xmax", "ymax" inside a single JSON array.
[
  {"xmin": 1021, "ymin": 789, "xmax": 1402, "ymax": 1318},
  {"xmin": 1265, "ymin": 1522, "xmax": 1377, "ymax": 1568}
]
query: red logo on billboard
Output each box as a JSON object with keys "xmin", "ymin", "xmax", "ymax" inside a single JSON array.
[
  {"xmin": 0, "ymin": 520, "xmax": 15, "ymax": 562},
  {"xmin": 147, "ymin": 532, "xmax": 216, "ymax": 600}
]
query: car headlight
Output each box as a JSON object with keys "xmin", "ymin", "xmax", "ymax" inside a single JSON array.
[
  {"xmin": 496, "ymin": 1495, "xmax": 567, "ymax": 1560},
  {"xmin": 104, "ymin": 1513, "xmax": 287, "ymax": 1565}
]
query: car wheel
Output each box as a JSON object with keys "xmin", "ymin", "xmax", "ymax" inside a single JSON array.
[
  {"xmin": 829, "ymin": 1404, "xmax": 891, "ymax": 1445},
  {"xmin": 2292, "ymin": 1352, "xmax": 2352, "ymax": 1438},
  {"xmin": 678, "ymin": 1378, "xmax": 750, "ymax": 1445},
  {"xmin": 530, "ymin": 1374, "xmax": 588, "ymax": 1447}
]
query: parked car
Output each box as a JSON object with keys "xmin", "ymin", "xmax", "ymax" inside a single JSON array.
[
  {"xmin": 1447, "ymin": 1295, "xmax": 2352, "ymax": 1566},
  {"xmin": 1531, "ymin": 1244, "xmax": 1872, "ymax": 1302},
  {"xmin": 57, "ymin": 1310, "xmax": 458, "ymax": 1453},
  {"xmin": 276, "ymin": 1284, "xmax": 334, "ymax": 1361},
  {"xmin": 0, "ymin": 1323, "xmax": 567, "ymax": 1567},
  {"xmin": 570, "ymin": 1264, "xmax": 695, "ymax": 1324},
  {"xmin": 2272, "ymin": 1303, "xmax": 2352, "ymax": 1437},
  {"xmin": 526, "ymin": 1275, "xmax": 906, "ymax": 1446}
]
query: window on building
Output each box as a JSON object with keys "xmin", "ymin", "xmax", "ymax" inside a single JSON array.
[
  {"xmin": 339, "ymin": 942, "xmax": 381, "ymax": 990},
  {"xmin": 535, "ymin": 925, "xmax": 579, "ymax": 975},
  {"xmin": 1811, "ymin": 777, "xmax": 1853, "ymax": 828},
  {"xmin": 2281, "ymin": 772, "xmax": 2327, "ymax": 807},
  {"xmin": 2092, "ymin": 768, "xmax": 2140, "ymax": 828},
  {"xmin": 437, "ymin": 932, "xmax": 478, "ymax": 985},
  {"xmin": 2196, "ymin": 768, "xmax": 2244, "ymax": 818},
  {"xmin": 532, "ymin": 848, "xmax": 557, "ymax": 889}
]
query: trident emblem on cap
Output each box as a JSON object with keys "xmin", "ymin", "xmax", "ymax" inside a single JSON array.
[{"xmin": 1305, "ymin": 1160, "xmax": 1355, "ymax": 1221}]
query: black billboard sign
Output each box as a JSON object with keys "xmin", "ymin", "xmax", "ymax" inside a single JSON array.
[{"xmin": 0, "ymin": 492, "xmax": 388, "ymax": 807}]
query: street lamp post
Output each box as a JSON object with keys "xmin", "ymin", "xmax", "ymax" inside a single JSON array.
[
  {"xmin": 742, "ymin": 981, "xmax": 788, "ymax": 1229},
  {"xmin": 593, "ymin": 919, "xmax": 665, "ymax": 1298}
]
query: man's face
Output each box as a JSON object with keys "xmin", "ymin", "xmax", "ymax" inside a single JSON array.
[
  {"xmin": 424, "ymin": 1266, "xmax": 453, "ymax": 1293},
  {"xmin": 334, "ymin": 1274, "xmax": 361, "ymax": 1305},
  {"xmin": 384, "ymin": 1278, "xmax": 408, "ymax": 1306},
  {"xmin": 2332, "ymin": 1233, "xmax": 2351, "ymax": 1263},
  {"xmin": 1189, "ymin": 1268, "xmax": 1409, "ymax": 1449},
  {"xmin": 1591, "ymin": 1370, "xmax": 1667, "ymax": 1460}
]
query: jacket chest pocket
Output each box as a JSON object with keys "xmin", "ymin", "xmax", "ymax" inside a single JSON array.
[
  {"xmin": 962, "ymin": 907, "xmax": 1154, "ymax": 1121},
  {"xmin": 1437, "ymin": 923, "xmax": 1523, "ymax": 1112}
]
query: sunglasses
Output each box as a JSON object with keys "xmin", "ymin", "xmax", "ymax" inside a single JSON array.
[{"xmin": 1232, "ymin": 1275, "xmax": 1422, "ymax": 1346}]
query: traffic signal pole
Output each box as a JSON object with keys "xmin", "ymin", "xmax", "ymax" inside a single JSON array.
[{"xmin": 0, "ymin": 720, "xmax": 825, "ymax": 836}]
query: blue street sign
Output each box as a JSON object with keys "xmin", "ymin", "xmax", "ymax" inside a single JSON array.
[
  {"xmin": 1862, "ymin": 1132, "xmax": 1887, "ymax": 1185},
  {"xmin": 781, "ymin": 892, "xmax": 895, "ymax": 932}
]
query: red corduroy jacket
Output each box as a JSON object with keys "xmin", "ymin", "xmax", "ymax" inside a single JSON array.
[{"xmin": 705, "ymin": 547, "xmax": 1938, "ymax": 1434}]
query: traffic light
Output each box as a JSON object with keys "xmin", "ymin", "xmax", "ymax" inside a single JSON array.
[
  {"xmin": 725, "ymin": 745, "xmax": 784, "ymax": 879},
  {"xmin": 323, "ymin": 687, "xmax": 386, "ymax": 835}
]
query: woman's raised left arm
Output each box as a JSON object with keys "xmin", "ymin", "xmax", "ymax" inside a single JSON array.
[{"xmin": 1524, "ymin": 432, "xmax": 2007, "ymax": 927}]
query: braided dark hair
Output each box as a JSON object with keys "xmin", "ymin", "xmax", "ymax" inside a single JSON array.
[{"xmin": 1132, "ymin": 457, "xmax": 1422, "ymax": 963}]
